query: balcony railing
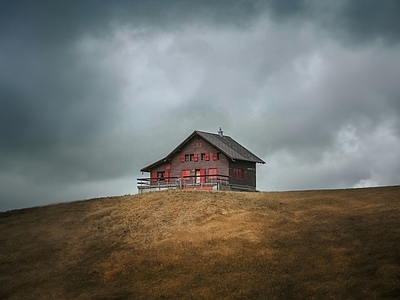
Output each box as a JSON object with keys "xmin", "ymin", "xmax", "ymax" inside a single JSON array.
[{"xmin": 137, "ymin": 174, "xmax": 255, "ymax": 193}]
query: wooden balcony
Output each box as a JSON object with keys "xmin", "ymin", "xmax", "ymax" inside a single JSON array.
[{"xmin": 137, "ymin": 175, "xmax": 255, "ymax": 193}]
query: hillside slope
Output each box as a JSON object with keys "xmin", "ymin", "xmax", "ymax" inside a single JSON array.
[{"xmin": 1, "ymin": 186, "xmax": 399, "ymax": 299}]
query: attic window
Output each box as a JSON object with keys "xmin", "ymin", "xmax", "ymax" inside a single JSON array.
[{"xmin": 195, "ymin": 141, "xmax": 202, "ymax": 147}]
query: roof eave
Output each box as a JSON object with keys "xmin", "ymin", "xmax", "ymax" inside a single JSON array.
[
  {"xmin": 140, "ymin": 130, "xmax": 198, "ymax": 172},
  {"xmin": 230, "ymin": 157, "xmax": 266, "ymax": 164},
  {"xmin": 140, "ymin": 157, "xmax": 169, "ymax": 172}
]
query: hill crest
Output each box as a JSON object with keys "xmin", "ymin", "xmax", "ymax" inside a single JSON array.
[{"xmin": 1, "ymin": 186, "xmax": 399, "ymax": 299}]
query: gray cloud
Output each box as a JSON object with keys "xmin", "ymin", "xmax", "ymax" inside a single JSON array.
[
  {"xmin": 265, "ymin": 0, "xmax": 400, "ymax": 45},
  {"xmin": 1, "ymin": 1, "xmax": 400, "ymax": 211},
  {"xmin": 336, "ymin": 0, "xmax": 400, "ymax": 44}
]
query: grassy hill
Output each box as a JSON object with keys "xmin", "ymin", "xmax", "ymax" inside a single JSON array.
[{"xmin": 1, "ymin": 186, "xmax": 399, "ymax": 299}]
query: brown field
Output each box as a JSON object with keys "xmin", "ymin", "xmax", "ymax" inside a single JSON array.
[{"xmin": 0, "ymin": 186, "xmax": 399, "ymax": 299}]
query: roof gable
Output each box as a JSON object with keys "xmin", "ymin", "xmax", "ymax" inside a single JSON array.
[{"xmin": 140, "ymin": 130, "xmax": 265, "ymax": 172}]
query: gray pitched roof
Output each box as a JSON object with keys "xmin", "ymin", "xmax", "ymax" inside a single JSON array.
[
  {"xmin": 195, "ymin": 130, "xmax": 265, "ymax": 164},
  {"xmin": 140, "ymin": 130, "xmax": 265, "ymax": 172}
]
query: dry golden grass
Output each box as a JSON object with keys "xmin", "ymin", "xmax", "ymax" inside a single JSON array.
[{"xmin": 0, "ymin": 186, "xmax": 399, "ymax": 299}]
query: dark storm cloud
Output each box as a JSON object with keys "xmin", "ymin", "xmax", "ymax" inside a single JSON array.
[
  {"xmin": 2, "ymin": 0, "xmax": 400, "ymax": 44},
  {"xmin": 265, "ymin": 0, "xmax": 400, "ymax": 45},
  {"xmin": 0, "ymin": 1, "xmax": 125, "ymax": 210},
  {"xmin": 0, "ymin": 37, "xmax": 123, "ymax": 185},
  {"xmin": 0, "ymin": 0, "xmax": 270, "ymax": 141},
  {"xmin": 0, "ymin": 0, "xmax": 264, "ymax": 45},
  {"xmin": 1, "ymin": 0, "xmax": 400, "ymax": 211},
  {"xmin": 0, "ymin": 54, "xmax": 120, "ymax": 141},
  {"xmin": 337, "ymin": 0, "xmax": 400, "ymax": 44},
  {"xmin": 0, "ymin": 1, "xmax": 112, "ymax": 44}
]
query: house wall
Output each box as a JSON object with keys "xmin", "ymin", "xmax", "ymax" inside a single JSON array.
[
  {"xmin": 149, "ymin": 135, "xmax": 229, "ymax": 185},
  {"xmin": 229, "ymin": 160, "xmax": 257, "ymax": 188}
]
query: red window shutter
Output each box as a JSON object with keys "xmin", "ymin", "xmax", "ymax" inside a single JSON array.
[
  {"xmin": 212, "ymin": 152, "xmax": 217, "ymax": 161},
  {"xmin": 151, "ymin": 171, "xmax": 157, "ymax": 183},
  {"xmin": 233, "ymin": 168, "xmax": 244, "ymax": 179},
  {"xmin": 165, "ymin": 163, "xmax": 171, "ymax": 170},
  {"xmin": 205, "ymin": 153, "xmax": 210, "ymax": 161},
  {"xmin": 199, "ymin": 169, "xmax": 206, "ymax": 183},
  {"xmin": 208, "ymin": 168, "xmax": 217, "ymax": 179},
  {"xmin": 194, "ymin": 154, "xmax": 198, "ymax": 162},
  {"xmin": 182, "ymin": 170, "xmax": 190, "ymax": 180},
  {"xmin": 180, "ymin": 155, "xmax": 184, "ymax": 163},
  {"xmin": 165, "ymin": 170, "xmax": 170, "ymax": 181}
]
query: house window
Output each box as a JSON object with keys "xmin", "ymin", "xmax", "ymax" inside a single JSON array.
[
  {"xmin": 185, "ymin": 154, "xmax": 189, "ymax": 162},
  {"xmin": 190, "ymin": 154, "xmax": 194, "ymax": 161},
  {"xmin": 233, "ymin": 168, "xmax": 244, "ymax": 179},
  {"xmin": 201, "ymin": 153, "xmax": 205, "ymax": 160},
  {"xmin": 195, "ymin": 141, "xmax": 202, "ymax": 147},
  {"xmin": 157, "ymin": 171, "xmax": 165, "ymax": 180},
  {"xmin": 211, "ymin": 152, "xmax": 222, "ymax": 160},
  {"xmin": 208, "ymin": 168, "xmax": 217, "ymax": 179},
  {"xmin": 182, "ymin": 170, "xmax": 190, "ymax": 180}
]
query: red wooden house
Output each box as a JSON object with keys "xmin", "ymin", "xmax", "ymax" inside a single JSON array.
[{"xmin": 137, "ymin": 128, "xmax": 265, "ymax": 192}]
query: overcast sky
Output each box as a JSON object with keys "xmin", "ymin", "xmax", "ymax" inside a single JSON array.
[{"xmin": 1, "ymin": 0, "xmax": 400, "ymax": 211}]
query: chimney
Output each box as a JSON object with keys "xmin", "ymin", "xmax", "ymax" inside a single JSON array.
[{"xmin": 218, "ymin": 127, "xmax": 223, "ymax": 137}]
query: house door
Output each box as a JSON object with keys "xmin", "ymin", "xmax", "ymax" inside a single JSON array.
[
  {"xmin": 196, "ymin": 169, "xmax": 206, "ymax": 184},
  {"xmin": 195, "ymin": 170, "xmax": 201, "ymax": 184}
]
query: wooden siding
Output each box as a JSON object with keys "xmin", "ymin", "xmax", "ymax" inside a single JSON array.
[
  {"xmin": 229, "ymin": 160, "xmax": 257, "ymax": 188},
  {"xmin": 149, "ymin": 135, "xmax": 229, "ymax": 185}
]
